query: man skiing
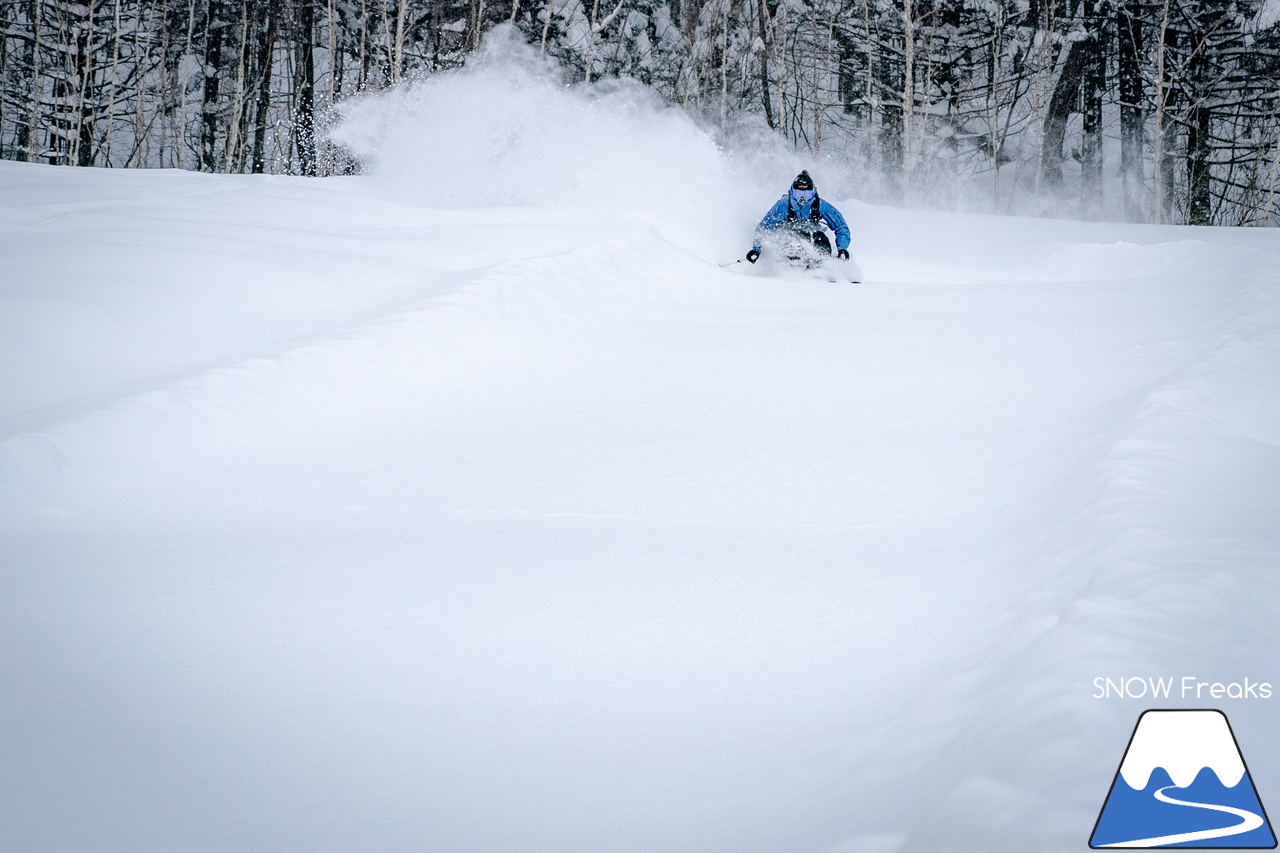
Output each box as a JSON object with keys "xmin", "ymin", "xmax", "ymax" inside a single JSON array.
[{"xmin": 745, "ymin": 170, "xmax": 851, "ymax": 264}]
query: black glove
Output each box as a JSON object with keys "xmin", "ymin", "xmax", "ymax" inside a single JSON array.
[
  {"xmin": 837, "ymin": 249, "xmax": 849, "ymax": 261},
  {"xmin": 745, "ymin": 249, "xmax": 760, "ymax": 264}
]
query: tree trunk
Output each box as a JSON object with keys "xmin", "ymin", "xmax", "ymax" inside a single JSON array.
[
  {"xmin": 392, "ymin": 0, "xmax": 406, "ymax": 80},
  {"xmin": 1039, "ymin": 38, "xmax": 1085, "ymax": 192},
  {"xmin": 75, "ymin": 4, "xmax": 95, "ymax": 171},
  {"xmin": 878, "ymin": 47, "xmax": 902, "ymax": 193},
  {"xmin": 1152, "ymin": 0, "xmax": 1173, "ymax": 223},
  {"xmin": 179, "ymin": 0, "xmax": 198, "ymax": 168},
  {"xmin": 756, "ymin": 0, "xmax": 774, "ymax": 127},
  {"xmin": 251, "ymin": 0, "xmax": 275, "ymax": 174},
  {"xmin": 23, "ymin": 0, "xmax": 44, "ymax": 162},
  {"xmin": 1117, "ymin": 0, "xmax": 1144, "ymax": 219},
  {"xmin": 297, "ymin": 0, "xmax": 317, "ymax": 176},
  {"xmin": 201, "ymin": 0, "xmax": 225, "ymax": 171},
  {"xmin": 1079, "ymin": 0, "xmax": 1104, "ymax": 209},
  {"xmin": 1186, "ymin": 100, "xmax": 1210, "ymax": 225},
  {"xmin": 0, "ymin": 11, "xmax": 7, "ymax": 160},
  {"xmin": 900, "ymin": 0, "xmax": 915, "ymax": 198}
]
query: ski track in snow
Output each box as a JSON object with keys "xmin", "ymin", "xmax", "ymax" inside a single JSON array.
[
  {"xmin": 3, "ymin": 159, "xmax": 1280, "ymax": 853},
  {"xmin": 1099, "ymin": 785, "xmax": 1265, "ymax": 847}
]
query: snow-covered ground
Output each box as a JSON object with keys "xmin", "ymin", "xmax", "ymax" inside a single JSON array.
[{"xmin": 3, "ymin": 45, "xmax": 1280, "ymax": 853}]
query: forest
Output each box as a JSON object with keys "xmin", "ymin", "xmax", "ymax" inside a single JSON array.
[{"xmin": 2, "ymin": 0, "xmax": 1279, "ymax": 225}]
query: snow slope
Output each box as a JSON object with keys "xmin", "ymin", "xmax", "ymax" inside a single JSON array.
[{"xmin": 3, "ymin": 47, "xmax": 1280, "ymax": 853}]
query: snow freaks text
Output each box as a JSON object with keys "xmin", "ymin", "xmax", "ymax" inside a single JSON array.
[{"xmin": 1093, "ymin": 677, "xmax": 1273, "ymax": 700}]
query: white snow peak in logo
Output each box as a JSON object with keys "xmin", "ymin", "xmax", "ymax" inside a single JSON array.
[{"xmin": 1090, "ymin": 709, "xmax": 1276, "ymax": 848}]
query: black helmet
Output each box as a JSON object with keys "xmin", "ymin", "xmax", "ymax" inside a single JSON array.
[{"xmin": 791, "ymin": 170, "xmax": 815, "ymax": 191}]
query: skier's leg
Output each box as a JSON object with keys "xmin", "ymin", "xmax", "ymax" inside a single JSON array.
[{"xmin": 811, "ymin": 231, "xmax": 832, "ymax": 255}]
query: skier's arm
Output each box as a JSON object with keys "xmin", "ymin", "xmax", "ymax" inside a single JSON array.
[
  {"xmin": 820, "ymin": 201, "xmax": 851, "ymax": 251},
  {"xmin": 751, "ymin": 199, "xmax": 791, "ymax": 251}
]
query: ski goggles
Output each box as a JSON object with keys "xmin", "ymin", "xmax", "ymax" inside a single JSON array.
[{"xmin": 790, "ymin": 188, "xmax": 816, "ymax": 205}]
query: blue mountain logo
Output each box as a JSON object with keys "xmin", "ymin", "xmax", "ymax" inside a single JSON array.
[{"xmin": 1091, "ymin": 709, "xmax": 1276, "ymax": 848}]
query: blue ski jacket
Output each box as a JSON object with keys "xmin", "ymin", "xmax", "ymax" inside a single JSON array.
[{"xmin": 752, "ymin": 196, "xmax": 851, "ymax": 252}]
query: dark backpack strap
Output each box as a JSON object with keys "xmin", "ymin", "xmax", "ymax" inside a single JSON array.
[{"xmin": 785, "ymin": 196, "xmax": 822, "ymax": 224}]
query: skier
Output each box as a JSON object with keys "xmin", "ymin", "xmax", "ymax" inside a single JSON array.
[{"xmin": 745, "ymin": 171, "xmax": 851, "ymax": 264}]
